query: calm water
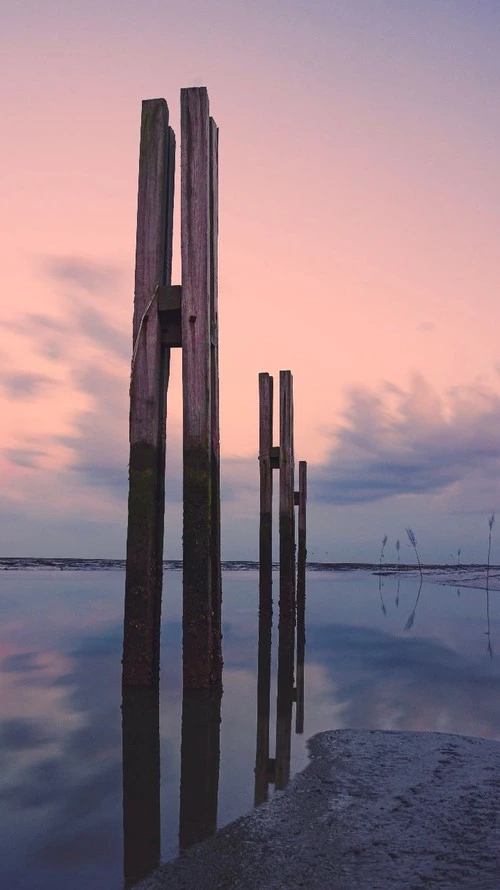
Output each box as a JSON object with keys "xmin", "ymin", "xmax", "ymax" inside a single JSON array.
[{"xmin": 0, "ymin": 564, "xmax": 499, "ymax": 889}]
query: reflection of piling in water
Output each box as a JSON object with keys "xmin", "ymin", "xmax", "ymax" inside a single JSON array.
[
  {"xmin": 295, "ymin": 461, "xmax": 307, "ymax": 735},
  {"xmin": 179, "ymin": 689, "xmax": 222, "ymax": 850},
  {"xmin": 254, "ymin": 596, "xmax": 273, "ymax": 805},
  {"xmin": 122, "ymin": 687, "xmax": 161, "ymax": 888},
  {"xmin": 276, "ymin": 371, "xmax": 295, "ymax": 790}
]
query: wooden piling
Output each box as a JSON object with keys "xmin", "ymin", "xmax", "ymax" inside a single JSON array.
[
  {"xmin": 122, "ymin": 687, "xmax": 160, "ymax": 888},
  {"xmin": 259, "ymin": 373, "xmax": 274, "ymax": 621},
  {"xmin": 123, "ymin": 100, "xmax": 175, "ymax": 687},
  {"xmin": 255, "ymin": 372, "xmax": 274, "ymax": 803},
  {"xmin": 209, "ymin": 117, "xmax": 223, "ymax": 684},
  {"xmin": 275, "ymin": 370, "xmax": 295, "ymax": 789},
  {"xmin": 181, "ymin": 87, "xmax": 218, "ymax": 690},
  {"xmin": 295, "ymin": 460, "xmax": 307, "ymax": 734}
]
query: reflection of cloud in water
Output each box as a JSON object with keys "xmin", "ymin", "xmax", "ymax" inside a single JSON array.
[
  {"xmin": 0, "ymin": 627, "xmax": 123, "ymax": 890},
  {"xmin": 307, "ymin": 623, "xmax": 500, "ymax": 740}
]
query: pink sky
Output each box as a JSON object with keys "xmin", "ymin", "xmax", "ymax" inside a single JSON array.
[{"xmin": 1, "ymin": 1, "xmax": 500, "ymax": 561}]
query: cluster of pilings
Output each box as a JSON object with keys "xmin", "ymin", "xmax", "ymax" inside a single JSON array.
[
  {"xmin": 122, "ymin": 85, "xmax": 223, "ymax": 885},
  {"xmin": 255, "ymin": 371, "xmax": 307, "ymax": 800},
  {"xmin": 121, "ymin": 90, "xmax": 308, "ymax": 883},
  {"xmin": 122, "ymin": 87, "xmax": 222, "ymax": 693}
]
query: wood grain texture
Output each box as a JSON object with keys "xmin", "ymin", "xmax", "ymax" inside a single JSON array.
[
  {"xmin": 181, "ymin": 87, "xmax": 214, "ymax": 689},
  {"xmin": 276, "ymin": 370, "xmax": 295, "ymax": 789},
  {"xmin": 123, "ymin": 99, "xmax": 174, "ymax": 687}
]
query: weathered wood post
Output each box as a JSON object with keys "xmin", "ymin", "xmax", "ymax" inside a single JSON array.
[
  {"xmin": 123, "ymin": 100, "xmax": 175, "ymax": 687},
  {"xmin": 258, "ymin": 372, "xmax": 274, "ymax": 617},
  {"xmin": 181, "ymin": 87, "xmax": 222, "ymax": 690},
  {"xmin": 122, "ymin": 687, "xmax": 160, "ymax": 888},
  {"xmin": 254, "ymin": 373, "xmax": 274, "ymax": 803},
  {"xmin": 209, "ymin": 118, "xmax": 223, "ymax": 683},
  {"xmin": 295, "ymin": 460, "xmax": 307, "ymax": 734},
  {"xmin": 275, "ymin": 370, "xmax": 295, "ymax": 789}
]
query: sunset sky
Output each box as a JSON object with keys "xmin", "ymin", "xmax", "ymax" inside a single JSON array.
[{"xmin": 2, "ymin": 0, "xmax": 500, "ymax": 562}]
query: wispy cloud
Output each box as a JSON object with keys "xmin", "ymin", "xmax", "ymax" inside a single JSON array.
[
  {"xmin": 3, "ymin": 448, "xmax": 46, "ymax": 469},
  {"xmin": 0, "ymin": 371, "xmax": 55, "ymax": 399},
  {"xmin": 43, "ymin": 257, "xmax": 121, "ymax": 294}
]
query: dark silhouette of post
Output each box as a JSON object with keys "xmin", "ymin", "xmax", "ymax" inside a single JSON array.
[{"xmin": 123, "ymin": 100, "xmax": 175, "ymax": 687}]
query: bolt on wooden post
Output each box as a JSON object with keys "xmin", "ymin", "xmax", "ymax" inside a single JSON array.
[{"xmin": 123, "ymin": 89, "xmax": 221, "ymax": 690}]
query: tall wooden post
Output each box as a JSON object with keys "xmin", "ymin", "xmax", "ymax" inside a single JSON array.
[
  {"xmin": 209, "ymin": 118, "xmax": 223, "ymax": 683},
  {"xmin": 123, "ymin": 100, "xmax": 175, "ymax": 687},
  {"xmin": 295, "ymin": 460, "xmax": 307, "ymax": 734},
  {"xmin": 181, "ymin": 88, "xmax": 221, "ymax": 690},
  {"xmin": 255, "ymin": 372, "xmax": 274, "ymax": 804},
  {"xmin": 275, "ymin": 370, "xmax": 295, "ymax": 789}
]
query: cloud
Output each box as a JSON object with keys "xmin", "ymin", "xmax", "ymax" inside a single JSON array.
[
  {"xmin": 0, "ymin": 717, "xmax": 56, "ymax": 751},
  {"xmin": 311, "ymin": 374, "xmax": 500, "ymax": 505},
  {"xmin": 44, "ymin": 256, "xmax": 121, "ymax": 294},
  {"xmin": 75, "ymin": 306, "xmax": 130, "ymax": 362},
  {"xmin": 3, "ymin": 448, "xmax": 46, "ymax": 469},
  {"xmin": 307, "ymin": 621, "xmax": 500, "ymax": 738},
  {"xmin": 58, "ymin": 365, "xmax": 129, "ymax": 498},
  {"xmin": 0, "ymin": 371, "xmax": 55, "ymax": 399}
]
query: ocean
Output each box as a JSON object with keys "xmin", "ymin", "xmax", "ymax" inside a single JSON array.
[{"xmin": 0, "ymin": 561, "xmax": 498, "ymax": 889}]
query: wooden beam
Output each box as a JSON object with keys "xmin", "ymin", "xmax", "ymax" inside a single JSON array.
[
  {"xmin": 123, "ymin": 99, "xmax": 175, "ymax": 687},
  {"xmin": 270, "ymin": 446, "xmax": 280, "ymax": 470},
  {"xmin": 275, "ymin": 370, "xmax": 295, "ymax": 789},
  {"xmin": 209, "ymin": 115, "xmax": 223, "ymax": 685},
  {"xmin": 157, "ymin": 284, "xmax": 182, "ymax": 312},
  {"xmin": 255, "ymin": 372, "xmax": 274, "ymax": 805},
  {"xmin": 259, "ymin": 373, "xmax": 274, "ymax": 625},
  {"xmin": 181, "ymin": 87, "xmax": 214, "ymax": 690}
]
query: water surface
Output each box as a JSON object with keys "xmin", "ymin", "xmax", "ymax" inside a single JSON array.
[{"xmin": 0, "ymin": 563, "xmax": 498, "ymax": 889}]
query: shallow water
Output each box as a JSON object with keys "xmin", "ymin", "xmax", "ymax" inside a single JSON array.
[{"xmin": 0, "ymin": 565, "xmax": 498, "ymax": 889}]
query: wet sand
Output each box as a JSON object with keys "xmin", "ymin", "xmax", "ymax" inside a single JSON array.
[{"xmin": 139, "ymin": 729, "xmax": 500, "ymax": 890}]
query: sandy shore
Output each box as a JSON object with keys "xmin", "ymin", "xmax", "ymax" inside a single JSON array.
[{"xmin": 138, "ymin": 729, "xmax": 500, "ymax": 890}]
